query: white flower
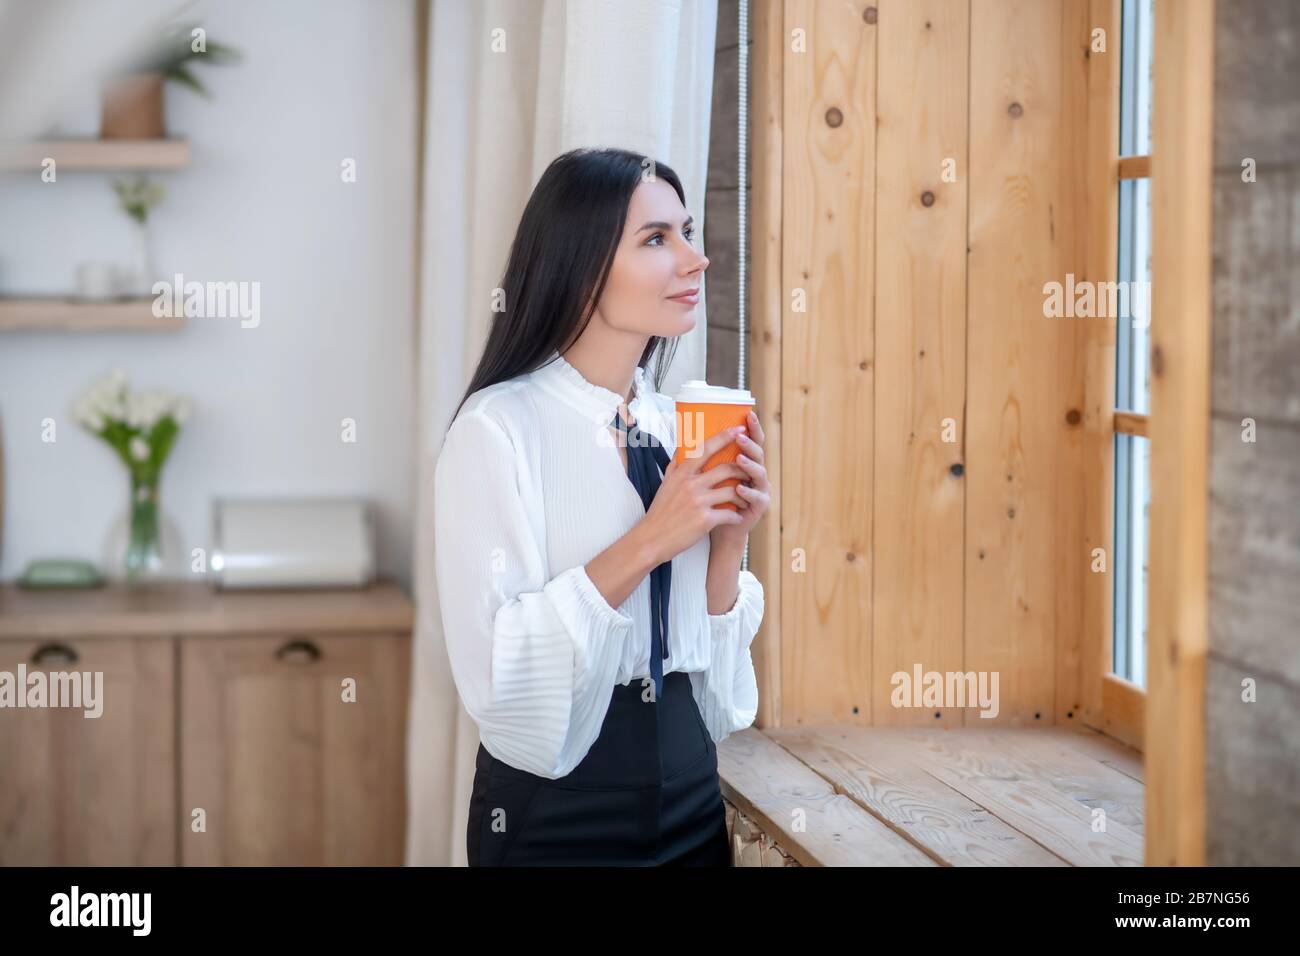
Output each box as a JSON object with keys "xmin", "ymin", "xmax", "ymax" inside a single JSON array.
[
  {"xmin": 74, "ymin": 369, "xmax": 188, "ymax": 435},
  {"xmin": 125, "ymin": 391, "xmax": 147, "ymax": 428},
  {"xmin": 72, "ymin": 397, "xmax": 106, "ymax": 432},
  {"xmin": 82, "ymin": 371, "xmax": 127, "ymax": 422},
  {"xmin": 128, "ymin": 390, "xmax": 158, "ymax": 429},
  {"xmin": 130, "ymin": 436, "xmax": 151, "ymax": 461}
]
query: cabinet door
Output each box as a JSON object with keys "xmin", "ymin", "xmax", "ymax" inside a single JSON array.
[
  {"xmin": 0, "ymin": 637, "xmax": 175, "ymax": 865},
  {"xmin": 180, "ymin": 632, "xmax": 409, "ymax": 865}
]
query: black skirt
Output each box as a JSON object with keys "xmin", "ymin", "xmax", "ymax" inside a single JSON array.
[{"xmin": 467, "ymin": 670, "xmax": 731, "ymax": 866}]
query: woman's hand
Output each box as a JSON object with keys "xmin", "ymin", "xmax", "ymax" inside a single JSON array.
[
  {"xmin": 636, "ymin": 424, "xmax": 748, "ymax": 566},
  {"xmin": 709, "ymin": 408, "xmax": 770, "ymax": 548}
]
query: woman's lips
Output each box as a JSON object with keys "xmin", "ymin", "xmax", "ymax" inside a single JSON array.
[{"xmin": 668, "ymin": 289, "xmax": 699, "ymax": 305}]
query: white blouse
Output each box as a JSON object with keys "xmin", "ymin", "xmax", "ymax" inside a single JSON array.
[{"xmin": 434, "ymin": 348, "xmax": 764, "ymax": 779}]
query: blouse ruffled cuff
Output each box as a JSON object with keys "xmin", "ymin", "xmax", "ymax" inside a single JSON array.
[
  {"xmin": 691, "ymin": 570, "xmax": 764, "ymax": 745},
  {"xmin": 542, "ymin": 564, "xmax": 634, "ymax": 708},
  {"xmin": 546, "ymin": 564, "xmax": 635, "ymax": 637},
  {"xmin": 707, "ymin": 569, "xmax": 765, "ymax": 650},
  {"xmin": 476, "ymin": 565, "xmax": 634, "ymax": 778}
]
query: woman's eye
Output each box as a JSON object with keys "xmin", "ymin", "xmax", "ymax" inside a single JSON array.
[{"xmin": 647, "ymin": 228, "xmax": 695, "ymax": 246}]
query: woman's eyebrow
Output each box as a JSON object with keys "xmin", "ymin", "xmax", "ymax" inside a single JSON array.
[{"xmin": 635, "ymin": 216, "xmax": 694, "ymax": 233}]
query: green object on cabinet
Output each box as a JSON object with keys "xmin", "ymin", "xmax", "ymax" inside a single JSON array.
[{"xmin": 17, "ymin": 559, "xmax": 105, "ymax": 589}]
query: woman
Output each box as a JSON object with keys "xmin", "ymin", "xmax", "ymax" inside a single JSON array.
[{"xmin": 435, "ymin": 147, "xmax": 770, "ymax": 866}]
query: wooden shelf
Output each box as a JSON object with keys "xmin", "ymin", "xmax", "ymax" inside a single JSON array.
[
  {"xmin": 0, "ymin": 139, "xmax": 189, "ymax": 172},
  {"xmin": 720, "ymin": 725, "xmax": 1144, "ymax": 866},
  {"xmin": 0, "ymin": 297, "xmax": 183, "ymax": 332}
]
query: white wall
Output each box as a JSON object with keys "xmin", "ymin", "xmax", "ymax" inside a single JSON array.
[{"xmin": 0, "ymin": 0, "xmax": 418, "ymax": 585}]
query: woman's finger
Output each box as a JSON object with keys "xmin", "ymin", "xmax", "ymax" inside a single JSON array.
[
  {"xmin": 734, "ymin": 454, "xmax": 768, "ymax": 487},
  {"xmin": 710, "ymin": 505, "xmax": 745, "ymax": 527},
  {"xmin": 680, "ymin": 426, "xmax": 742, "ymax": 474},
  {"xmin": 704, "ymin": 482, "xmax": 746, "ymax": 507},
  {"xmin": 736, "ymin": 430, "xmax": 765, "ymax": 466},
  {"xmin": 698, "ymin": 462, "xmax": 747, "ymax": 484},
  {"xmin": 745, "ymin": 409, "xmax": 766, "ymax": 447}
]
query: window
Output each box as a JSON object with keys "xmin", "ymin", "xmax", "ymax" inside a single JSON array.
[{"xmin": 1112, "ymin": 0, "xmax": 1154, "ymax": 687}]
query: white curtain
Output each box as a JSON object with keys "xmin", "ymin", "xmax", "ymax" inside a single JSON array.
[{"xmin": 406, "ymin": 0, "xmax": 718, "ymax": 866}]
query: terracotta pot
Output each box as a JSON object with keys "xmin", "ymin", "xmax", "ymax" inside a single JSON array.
[{"xmin": 101, "ymin": 72, "xmax": 165, "ymax": 139}]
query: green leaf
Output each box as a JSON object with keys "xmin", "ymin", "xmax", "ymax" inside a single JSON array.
[
  {"xmin": 148, "ymin": 416, "xmax": 180, "ymax": 471},
  {"xmin": 165, "ymin": 64, "xmax": 208, "ymax": 97}
]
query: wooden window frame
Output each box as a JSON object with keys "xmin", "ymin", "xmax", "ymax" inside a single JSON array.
[
  {"xmin": 1083, "ymin": 0, "xmax": 1212, "ymax": 864},
  {"xmin": 1145, "ymin": 0, "xmax": 1212, "ymax": 868},
  {"xmin": 1082, "ymin": 0, "xmax": 1146, "ymax": 749}
]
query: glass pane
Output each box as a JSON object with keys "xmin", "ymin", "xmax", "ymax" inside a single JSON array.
[
  {"xmin": 1119, "ymin": 0, "xmax": 1154, "ymax": 157},
  {"xmin": 1112, "ymin": 432, "xmax": 1150, "ymax": 686},
  {"xmin": 1138, "ymin": 0, "xmax": 1153, "ymax": 155},
  {"xmin": 1117, "ymin": 0, "xmax": 1154, "ymax": 415},
  {"xmin": 1113, "ymin": 0, "xmax": 1154, "ymax": 688},
  {"xmin": 1116, "ymin": 177, "xmax": 1152, "ymax": 414}
]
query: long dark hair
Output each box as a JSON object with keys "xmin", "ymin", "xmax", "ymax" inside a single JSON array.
[{"xmin": 449, "ymin": 147, "xmax": 686, "ymax": 426}]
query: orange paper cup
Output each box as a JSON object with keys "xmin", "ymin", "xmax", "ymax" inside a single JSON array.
[{"xmin": 672, "ymin": 380, "xmax": 756, "ymax": 511}]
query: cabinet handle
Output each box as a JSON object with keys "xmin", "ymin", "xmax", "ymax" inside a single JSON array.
[
  {"xmin": 274, "ymin": 638, "xmax": 322, "ymax": 664},
  {"xmin": 31, "ymin": 643, "xmax": 78, "ymax": 666}
]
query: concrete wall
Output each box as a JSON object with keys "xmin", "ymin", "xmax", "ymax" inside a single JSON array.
[{"xmin": 1205, "ymin": 0, "xmax": 1300, "ymax": 866}]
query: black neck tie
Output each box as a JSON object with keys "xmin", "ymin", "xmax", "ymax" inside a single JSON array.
[{"xmin": 611, "ymin": 409, "xmax": 672, "ymax": 702}]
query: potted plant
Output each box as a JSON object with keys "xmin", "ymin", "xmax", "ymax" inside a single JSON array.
[
  {"xmin": 101, "ymin": 23, "xmax": 241, "ymax": 139},
  {"xmin": 73, "ymin": 369, "xmax": 191, "ymax": 584}
]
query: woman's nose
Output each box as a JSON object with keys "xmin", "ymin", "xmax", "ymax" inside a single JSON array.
[{"xmin": 684, "ymin": 248, "xmax": 709, "ymax": 274}]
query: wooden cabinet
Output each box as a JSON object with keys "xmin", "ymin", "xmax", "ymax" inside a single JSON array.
[
  {"xmin": 0, "ymin": 637, "xmax": 174, "ymax": 865},
  {"xmin": 180, "ymin": 633, "xmax": 408, "ymax": 866},
  {"xmin": 0, "ymin": 582, "xmax": 413, "ymax": 866}
]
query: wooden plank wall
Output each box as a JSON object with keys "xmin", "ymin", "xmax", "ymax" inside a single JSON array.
[
  {"xmin": 781, "ymin": 0, "xmax": 877, "ymax": 722},
  {"xmin": 774, "ymin": 0, "xmax": 1091, "ymax": 727},
  {"xmin": 967, "ymin": 0, "xmax": 1086, "ymax": 727},
  {"xmin": 747, "ymin": 0, "xmax": 786, "ymax": 730},
  {"xmin": 1080, "ymin": 0, "xmax": 1122, "ymax": 739},
  {"xmin": 872, "ymin": 0, "xmax": 968, "ymax": 727}
]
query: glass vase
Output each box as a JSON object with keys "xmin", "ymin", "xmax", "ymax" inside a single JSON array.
[
  {"xmin": 126, "ymin": 476, "xmax": 162, "ymax": 580},
  {"xmin": 106, "ymin": 476, "xmax": 184, "ymax": 585},
  {"xmin": 119, "ymin": 218, "xmax": 156, "ymax": 297}
]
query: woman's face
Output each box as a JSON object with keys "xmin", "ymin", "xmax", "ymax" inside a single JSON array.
[{"xmin": 593, "ymin": 177, "xmax": 709, "ymax": 336}]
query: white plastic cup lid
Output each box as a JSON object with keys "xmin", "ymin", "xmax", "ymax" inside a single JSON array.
[{"xmin": 673, "ymin": 380, "xmax": 754, "ymax": 405}]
